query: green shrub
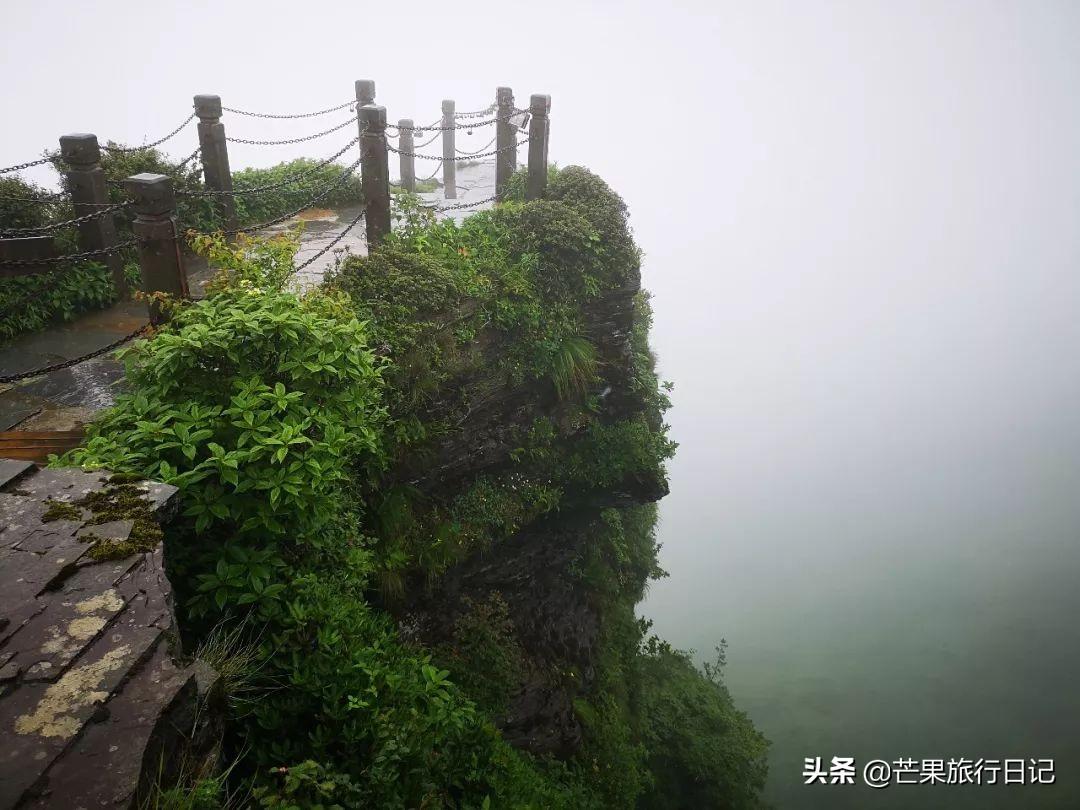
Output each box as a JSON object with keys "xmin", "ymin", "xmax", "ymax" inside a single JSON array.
[
  {"xmin": 0, "ymin": 175, "xmax": 63, "ymax": 230},
  {"xmin": 0, "ymin": 175, "xmax": 142, "ymax": 343},
  {"xmin": 0, "ymin": 261, "xmax": 139, "ymax": 343},
  {"xmin": 241, "ymin": 566, "xmax": 592, "ymax": 808},
  {"xmin": 436, "ymin": 593, "xmax": 524, "ymax": 716},
  {"xmin": 637, "ymin": 639, "xmax": 770, "ymax": 810},
  {"xmin": 65, "ymin": 232, "xmax": 386, "ymax": 549},
  {"xmin": 92, "ymin": 144, "xmax": 219, "ymax": 234},
  {"xmin": 546, "ymin": 166, "xmax": 640, "ymax": 287},
  {"xmin": 231, "ymin": 158, "xmax": 363, "ymax": 227}
]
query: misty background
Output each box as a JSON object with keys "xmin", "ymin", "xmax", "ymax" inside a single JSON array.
[{"xmin": 4, "ymin": 1, "xmax": 1079, "ymax": 807}]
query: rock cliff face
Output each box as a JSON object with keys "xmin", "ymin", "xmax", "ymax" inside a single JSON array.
[
  {"xmin": 401, "ymin": 263, "xmax": 667, "ymax": 756},
  {"xmin": 0, "ymin": 461, "xmax": 220, "ymax": 810}
]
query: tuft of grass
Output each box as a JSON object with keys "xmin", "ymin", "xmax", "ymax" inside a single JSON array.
[
  {"xmin": 194, "ymin": 617, "xmax": 267, "ymax": 716},
  {"xmin": 550, "ymin": 335, "xmax": 598, "ymax": 400}
]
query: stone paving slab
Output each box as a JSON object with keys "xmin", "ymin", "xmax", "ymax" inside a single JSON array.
[{"xmin": 0, "ymin": 461, "xmax": 218, "ymax": 810}]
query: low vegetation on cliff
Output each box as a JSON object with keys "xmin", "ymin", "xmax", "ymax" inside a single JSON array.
[{"xmin": 62, "ymin": 167, "xmax": 768, "ymax": 808}]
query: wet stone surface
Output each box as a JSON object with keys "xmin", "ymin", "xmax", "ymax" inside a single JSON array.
[{"xmin": 0, "ymin": 462, "xmax": 218, "ymax": 809}]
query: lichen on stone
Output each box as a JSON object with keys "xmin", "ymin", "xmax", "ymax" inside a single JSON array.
[{"xmin": 14, "ymin": 644, "xmax": 132, "ymax": 739}]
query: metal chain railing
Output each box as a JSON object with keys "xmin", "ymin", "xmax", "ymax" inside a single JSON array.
[
  {"xmin": 227, "ymin": 116, "xmax": 356, "ymax": 146},
  {"xmin": 219, "ymin": 155, "xmax": 363, "ymax": 235},
  {"xmin": 176, "ymin": 147, "xmax": 202, "ymax": 172},
  {"xmin": 455, "ymin": 135, "xmax": 498, "ymax": 156},
  {"xmin": 412, "ymin": 131, "xmax": 441, "ymax": 150},
  {"xmin": 418, "ymin": 163, "xmax": 442, "ymax": 182},
  {"xmin": 388, "ymin": 137, "xmax": 528, "ymax": 162},
  {"xmin": 430, "ymin": 195, "xmax": 498, "ymax": 212},
  {"xmin": 454, "ymin": 104, "xmax": 498, "ymax": 119},
  {"xmin": 285, "ymin": 205, "xmax": 366, "ymax": 280},
  {"xmin": 0, "ymin": 238, "xmax": 136, "ymax": 267},
  {"xmin": 0, "ymin": 190, "xmax": 68, "ymax": 204},
  {"xmin": 399, "ymin": 110, "xmax": 517, "ymax": 133},
  {"xmin": 222, "ymin": 100, "xmax": 355, "ymax": 119},
  {"xmin": 100, "ymin": 112, "xmax": 197, "ymax": 154},
  {"xmin": 181, "ymin": 137, "xmax": 359, "ymax": 197},
  {"xmin": 386, "ymin": 108, "xmax": 527, "ymax": 135},
  {"xmin": 0, "ymin": 201, "xmax": 132, "ymax": 237},
  {"xmin": 0, "ymin": 154, "xmax": 58, "ymax": 175},
  {"xmin": 0, "ymin": 323, "xmax": 151, "ymax": 385}
]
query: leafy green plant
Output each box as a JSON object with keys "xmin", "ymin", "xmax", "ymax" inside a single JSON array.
[
  {"xmin": 91, "ymin": 144, "xmax": 219, "ymax": 234},
  {"xmin": 436, "ymin": 593, "xmax": 524, "ymax": 716},
  {"xmin": 636, "ymin": 636, "xmax": 770, "ymax": 810},
  {"xmin": 231, "ymin": 158, "xmax": 363, "ymax": 227},
  {"xmin": 64, "ymin": 231, "xmax": 386, "ymax": 553},
  {"xmin": 252, "ymin": 760, "xmax": 363, "ymax": 809},
  {"xmin": 0, "ymin": 175, "xmax": 63, "ymax": 230},
  {"xmin": 0, "ymin": 261, "xmax": 138, "ymax": 343}
]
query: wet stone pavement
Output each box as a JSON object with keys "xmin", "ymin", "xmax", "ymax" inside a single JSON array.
[{"xmin": 0, "ymin": 161, "xmax": 498, "ymax": 435}]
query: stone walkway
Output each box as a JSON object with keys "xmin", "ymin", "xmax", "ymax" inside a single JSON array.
[
  {"xmin": 0, "ymin": 461, "xmax": 219, "ymax": 809},
  {"xmin": 0, "ymin": 161, "xmax": 498, "ymax": 435}
]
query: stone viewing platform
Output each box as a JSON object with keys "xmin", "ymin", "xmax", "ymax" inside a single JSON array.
[{"xmin": 0, "ymin": 459, "xmax": 219, "ymax": 809}]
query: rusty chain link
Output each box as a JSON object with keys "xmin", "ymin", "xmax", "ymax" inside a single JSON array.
[
  {"xmin": 222, "ymin": 100, "xmax": 355, "ymax": 119},
  {"xmin": 100, "ymin": 112, "xmax": 197, "ymax": 154},
  {"xmin": 395, "ymin": 108, "xmax": 526, "ymax": 133},
  {"xmin": 0, "ymin": 323, "xmax": 151, "ymax": 385},
  {"xmin": 227, "ymin": 116, "xmax": 356, "ymax": 146},
  {"xmin": 418, "ymin": 163, "xmax": 442, "ymax": 182}
]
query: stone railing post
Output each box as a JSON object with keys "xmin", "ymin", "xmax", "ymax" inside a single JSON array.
[
  {"xmin": 441, "ymin": 100, "xmax": 457, "ymax": 200},
  {"xmin": 124, "ymin": 173, "xmax": 187, "ymax": 325},
  {"xmin": 193, "ymin": 95, "xmax": 237, "ymax": 232},
  {"xmin": 355, "ymin": 79, "xmax": 376, "ymax": 162},
  {"xmin": 356, "ymin": 79, "xmax": 376, "ymax": 107},
  {"xmin": 58, "ymin": 134, "xmax": 126, "ymax": 296},
  {"xmin": 359, "ymin": 105, "xmax": 391, "ymax": 245},
  {"xmin": 526, "ymin": 95, "xmax": 551, "ymax": 201},
  {"xmin": 398, "ymin": 118, "xmax": 415, "ymax": 193},
  {"xmin": 495, "ymin": 86, "xmax": 517, "ymax": 201}
]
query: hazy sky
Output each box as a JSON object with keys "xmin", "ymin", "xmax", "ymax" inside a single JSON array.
[{"xmin": 5, "ymin": 2, "xmax": 1080, "ymax": 807}]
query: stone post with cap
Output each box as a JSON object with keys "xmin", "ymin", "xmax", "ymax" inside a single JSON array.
[
  {"xmin": 495, "ymin": 86, "xmax": 517, "ymax": 201},
  {"xmin": 359, "ymin": 105, "xmax": 391, "ymax": 245},
  {"xmin": 526, "ymin": 95, "xmax": 551, "ymax": 201},
  {"xmin": 441, "ymin": 100, "xmax": 457, "ymax": 199},
  {"xmin": 124, "ymin": 173, "xmax": 187, "ymax": 324},
  {"xmin": 59, "ymin": 133, "xmax": 126, "ymax": 295},
  {"xmin": 193, "ymin": 95, "xmax": 237, "ymax": 232}
]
